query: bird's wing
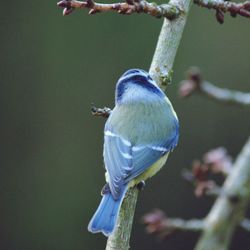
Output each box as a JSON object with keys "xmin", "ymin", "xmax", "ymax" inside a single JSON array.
[
  {"xmin": 104, "ymin": 129, "xmax": 133, "ymax": 200},
  {"xmin": 125, "ymin": 134, "xmax": 178, "ymax": 183},
  {"xmin": 104, "ymin": 121, "xmax": 179, "ymax": 200}
]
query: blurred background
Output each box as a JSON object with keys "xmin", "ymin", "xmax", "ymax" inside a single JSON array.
[{"xmin": 0, "ymin": 0, "xmax": 250, "ymax": 249}]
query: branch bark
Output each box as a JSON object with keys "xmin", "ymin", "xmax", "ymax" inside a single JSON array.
[
  {"xmin": 195, "ymin": 137, "xmax": 250, "ymax": 250},
  {"xmin": 149, "ymin": 0, "xmax": 192, "ymax": 89},
  {"xmin": 106, "ymin": 0, "xmax": 192, "ymax": 249},
  {"xmin": 105, "ymin": 189, "xmax": 138, "ymax": 250},
  {"xmin": 57, "ymin": 0, "xmax": 182, "ymax": 18}
]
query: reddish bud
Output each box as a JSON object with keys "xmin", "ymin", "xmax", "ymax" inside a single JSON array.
[
  {"xmin": 86, "ymin": 0, "xmax": 94, "ymax": 8},
  {"xmin": 89, "ymin": 8, "xmax": 99, "ymax": 14},
  {"xmin": 188, "ymin": 67, "xmax": 202, "ymax": 84},
  {"xmin": 195, "ymin": 180, "xmax": 216, "ymax": 197},
  {"xmin": 244, "ymin": 2, "xmax": 250, "ymax": 11},
  {"xmin": 143, "ymin": 210, "xmax": 166, "ymax": 234},
  {"xmin": 57, "ymin": 0, "xmax": 70, "ymax": 8},
  {"xmin": 238, "ymin": 9, "xmax": 250, "ymax": 17},
  {"xmin": 203, "ymin": 147, "xmax": 232, "ymax": 175},
  {"xmin": 63, "ymin": 7, "xmax": 75, "ymax": 15},
  {"xmin": 216, "ymin": 10, "xmax": 224, "ymax": 24},
  {"xmin": 178, "ymin": 80, "xmax": 197, "ymax": 97},
  {"xmin": 192, "ymin": 160, "xmax": 210, "ymax": 181}
]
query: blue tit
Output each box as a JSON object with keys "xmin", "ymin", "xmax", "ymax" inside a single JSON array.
[{"xmin": 88, "ymin": 69, "xmax": 179, "ymax": 236}]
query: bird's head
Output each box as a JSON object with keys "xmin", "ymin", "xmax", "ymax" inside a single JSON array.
[{"xmin": 115, "ymin": 69, "xmax": 165, "ymax": 105}]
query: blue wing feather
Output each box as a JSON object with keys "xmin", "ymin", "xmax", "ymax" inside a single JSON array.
[
  {"xmin": 104, "ymin": 118, "xmax": 179, "ymax": 200},
  {"xmin": 104, "ymin": 130, "xmax": 132, "ymax": 199}
]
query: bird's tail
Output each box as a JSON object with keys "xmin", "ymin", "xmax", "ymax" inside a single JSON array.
[{"xmin": 88, "ymin": 185, "xmax": 128, "ymax": 236}]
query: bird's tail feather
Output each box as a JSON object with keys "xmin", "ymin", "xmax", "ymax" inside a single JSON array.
[{"xmin": 88, "ymin": 185, "xmax": 128, "ymax": 236}]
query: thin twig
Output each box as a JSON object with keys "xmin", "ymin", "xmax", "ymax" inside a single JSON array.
[
  {"xmin": 179, "ymin": 67, "xmax": 250, "ymax": 106},
  {"xmin": 57, "ymin": 0, "xmax": 182, "ymax": 19},
  {"xmin": 194, "ymin": 0, "xmax": 250, "ymax": 23},
  {"xmin": 143, "ymin": 209, "xmax": 250, "ymax": 239},
  {"xmin": 143, "ymin": 209, "xmax": 204, "ymax": 237},
  {"xmin": 91, "ymin": 104, "xmax": 112, "ymax": 118}
]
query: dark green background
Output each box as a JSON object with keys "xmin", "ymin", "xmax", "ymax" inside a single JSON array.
[{"xmin": 0, "ymin": 1, "xmax": 250, "ymax": 249}]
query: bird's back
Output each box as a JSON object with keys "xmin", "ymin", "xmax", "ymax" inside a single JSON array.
[{"xmin": 106, "ymin": 98, "xmax": 178, "ymax": 146}]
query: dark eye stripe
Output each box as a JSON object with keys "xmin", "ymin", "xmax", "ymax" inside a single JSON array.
[{"xmin": 119, "ymin": 70, "xmax": 148, "ymax": 84}]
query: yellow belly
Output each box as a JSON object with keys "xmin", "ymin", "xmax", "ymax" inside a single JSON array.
[{"xmin": 128, "ymin": 153, "xmax": 169, "ymax": 187}]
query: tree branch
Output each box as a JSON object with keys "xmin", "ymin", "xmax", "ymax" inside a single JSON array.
[
  {"xmin": 149, "ymin": 0, "xmax": 192, "ymax": 90},
  {"xmin": 179, "ymin": 67, "xmax": 250, "ymax": 106},
  {"xmin": 105, "ymin": 0, "xmax": 192, "ymax": 248},
  {"xmin": 195, "ymin": 137, "xmax": 250, "ymax": 250},
  {"xmin": 194, "ymin": 0, "xmax": 250, "ymax": 23},
  {"xmin": 57, "ymin": 0, "xmax": 182, "ymax": 19},
  {"xmin": 106, "ymin": 188, "xmax": 138, "ymax": 250}
]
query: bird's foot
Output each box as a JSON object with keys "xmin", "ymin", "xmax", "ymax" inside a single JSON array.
[
  {"xmin": 101, "ymin": 183, "xmax": 111, "ymax": 195},
  {"xmin": 136, "ymin": 181, "xmax": 146, "ymax": 191}
]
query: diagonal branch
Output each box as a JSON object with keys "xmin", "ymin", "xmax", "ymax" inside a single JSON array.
[
  {"xmin": 179, "ymin": 67, "xmax": 250, "ymax": 106},
  {"xmin": 57, "ymin": 0, "xmax": 182, "ymax": 19},
  {"xmin": 106, "ymin": 0, "xmax": 192, "ymax": 248},
  {"xmin": 194, "ymin": 0, "xmax": 250, "ymax": 23}
]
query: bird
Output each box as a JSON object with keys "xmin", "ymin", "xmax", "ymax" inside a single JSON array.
[{"xmin": 88, "ymin": 69, "xmax": 179, "ymax": 236}]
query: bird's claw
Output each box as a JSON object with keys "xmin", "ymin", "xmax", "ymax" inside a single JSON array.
[
  {"xmin": 101, "ymin": 183, "xmax": 111, "ymax": 195},
  {"xmin": 136, "ymin": 181, "xmax": 146, "ymax": 191}
]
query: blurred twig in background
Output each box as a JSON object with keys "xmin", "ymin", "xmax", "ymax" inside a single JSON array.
[
  {"xmin": 182, "ymin": 147, "xmax": 232, "ymax": 197},
  {"xmin": 195, "ymin": 137, "xmax": 250, "ymax": 250},
  {"xmin": 143, "ymin": 138, "xmax": 250, "ymax": 250},
  {"xmin": 143, "ymin": 209, "xmax": 204, "ymax": 238},
  {"xmin": 179, "ymin": 67, "xmax": 250, "ymax": 106},
  {"xmin": 143, "ymin": 66, "xmax": 250, "ymax": 249}
]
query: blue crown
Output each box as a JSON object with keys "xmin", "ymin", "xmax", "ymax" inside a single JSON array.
[{"xmin": 116, "ymin": 69, "xmax": 164, "ymax": 102}]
